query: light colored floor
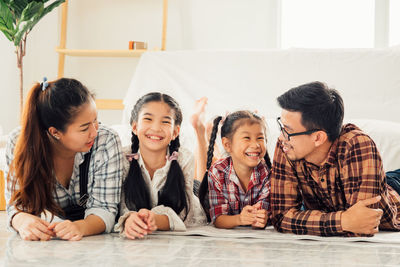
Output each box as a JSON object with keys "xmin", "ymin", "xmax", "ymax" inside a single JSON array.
[{"xmin": 1, "ymin": 211, "xmax": 400, "ymax": 267}]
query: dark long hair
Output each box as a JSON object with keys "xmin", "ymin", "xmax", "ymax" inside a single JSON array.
[
  {"xmin": 8, "ymin": 78, "xmax": 93, "ymax": 216},
  {"xmin": 199, "ymin": 111, "xmax": 272, "ymax": 221},
  {"xmin": 123, "ymin": 92, "xmax": 189, "ymax": 220}
]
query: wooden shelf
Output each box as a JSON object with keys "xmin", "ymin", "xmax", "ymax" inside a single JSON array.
[
  {"xmin": 57, "ymin": 0, "xmax": 168, "ymax": 76},
  {"xmin": 56, "ymin": 0, "xmax": 169, "ymax": 110},
  {"xmin": 56, "ymin": 48, "xmax": 151, "ymax": 57},
  {"xmin": 95, "ymin": 99, "xmax": 124, "ymax": 110},
  {"xmin": 0, "ymin": 171, "xmax": 5, "ymax": 210}
]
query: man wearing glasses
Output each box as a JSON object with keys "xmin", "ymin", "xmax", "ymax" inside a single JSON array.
[{"xmin": 271, "ymin": 81, "xmax": 400, "ymax": 237}]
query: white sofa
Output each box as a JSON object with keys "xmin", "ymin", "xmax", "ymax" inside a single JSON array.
[
  {"xmin": 120, "ymin": 48, "xmax": 400, "ymax": 172},
  {"xmin": 1, "ymin": 49, "xmax": 399, "ymax": 172}
]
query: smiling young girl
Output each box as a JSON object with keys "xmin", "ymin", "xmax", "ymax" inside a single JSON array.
[
  {"xmin": 5, "ymin": 78, "xmax": 123, "ymax": 241},
  {"xmin": 199, "ymin": 111, "xmax": 272, "ymax": 229},
  {"xmin": 115, "ymin": 92, "xmax": 206, "ymax": 239}
]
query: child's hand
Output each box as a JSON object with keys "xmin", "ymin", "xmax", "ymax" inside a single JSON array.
[
  {"xmin": 137, "ymin": 209, "xmax": 157, "ymax": 233},
  {"xmin": 48, "ymin": 220, "xmax": 83, "ymax": 241},
  {"xmin": 251, "ymin": 202, "xmax": 268, "ymax": 228},
  {"xmin": 238, "ymin": 205, "xmax": 256, "ymax": 226},
  {"xmin": 124, "ymin": 209, "xmax": 153, "ymax": 239}
]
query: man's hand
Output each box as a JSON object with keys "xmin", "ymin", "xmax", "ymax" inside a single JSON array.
[{"xmin": 341, "ymin": 196, "xmax": 383, "ymax": 235}]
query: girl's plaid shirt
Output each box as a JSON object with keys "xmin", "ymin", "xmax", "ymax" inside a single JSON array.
[{"xmin": 207, "ymin": 156, "xmax": 271, "ymax": 223}]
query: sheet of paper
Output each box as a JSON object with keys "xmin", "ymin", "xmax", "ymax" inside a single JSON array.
[{"xmin": 153, "ymin": 225, "xmax": 400, "ymax": 244}]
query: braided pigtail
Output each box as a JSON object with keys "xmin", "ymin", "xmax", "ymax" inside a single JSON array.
[
  {"xmin": 158, "ymin": 137, "xmax": 189, "ymax": 220},
  {"xmin": 263, "ymin": 150, "xmax": 272, "ymax": 170},
  {"xmin": 199, "ymin": 116, "xmax": 223, "ymax": 222},
  {"xmin": 123, "ymin": 132, "xmax": 151, "ymax": 211}
]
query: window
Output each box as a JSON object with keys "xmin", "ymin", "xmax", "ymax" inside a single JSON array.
[
  {"xmin": 390, "ymin": 0, "xmax": 400, "ymax": 46},
  {"xmin": 281, "ymin": 0, "xmax": 375, "ymax": 48}
]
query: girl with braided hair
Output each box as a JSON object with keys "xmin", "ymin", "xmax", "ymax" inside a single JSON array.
[
  {"xmin": 115, "ymin": 92, "xmax": 206, "ymax": 239},
  {"xmin": 198, "ymin": 111, "xmax": 272, "ymax": 229}
]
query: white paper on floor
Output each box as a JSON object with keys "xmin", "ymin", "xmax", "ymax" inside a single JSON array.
[{"xmin": 153, "ymin": 225, "xmax": 400, "ymax": 244}]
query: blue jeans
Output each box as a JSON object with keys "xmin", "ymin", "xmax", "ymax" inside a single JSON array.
[{"xmin": 386, "ymin": 169, "xmax": 400, "ymax": 195}]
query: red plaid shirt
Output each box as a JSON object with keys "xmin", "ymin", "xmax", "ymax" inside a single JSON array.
[
  {"xmin": 208, "ymin": 156, "xmax": 271, "ymax": 223},
  {"xmin": 271, "ymin": 124, "xmax": 400, "ymax": 236}
]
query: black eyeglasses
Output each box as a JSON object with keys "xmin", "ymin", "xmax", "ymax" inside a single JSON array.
[{"xmin": 276, "ymin": 117, "xmax": 322, "ymax": 141}]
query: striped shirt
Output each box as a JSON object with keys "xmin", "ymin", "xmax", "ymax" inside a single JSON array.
[
  {"xmin": 271, "ymin": 123, "xmax": 400, "ymax": 236},
  {"xmin": 4, "ymin": 124, "xmax": 123, "ymax": 233},
  {"xmin": 208, "ymin": 156, "xmax": 271, "ymax": 223}
]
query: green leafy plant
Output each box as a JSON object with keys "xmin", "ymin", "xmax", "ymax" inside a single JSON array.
[{"xmin": 0, "ymin": 0, "xmax": 65, "ymax": 112}]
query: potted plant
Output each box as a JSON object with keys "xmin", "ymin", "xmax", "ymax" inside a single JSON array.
[{"xmin": 0, "ymin": 0, "xmax": 65, "ymax": 112}]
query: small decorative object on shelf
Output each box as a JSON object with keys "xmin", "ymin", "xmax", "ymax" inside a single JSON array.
[
  {"xmin": 55, "ymin": 0, "xmax": 168, "ymax": 111},
  {"xmin": 56, "ymin": 0, "xmax": 168, "ymax": 79},
  {"xmin": 129, "ymin": 41, "xmax": 148, "ymax": 50}
]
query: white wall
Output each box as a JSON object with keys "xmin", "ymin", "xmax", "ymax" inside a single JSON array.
[{"xmin": 0, "ymin": 0, "xmax": 279, "ymax": 134}]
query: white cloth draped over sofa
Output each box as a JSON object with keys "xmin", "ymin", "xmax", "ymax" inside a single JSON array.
[{"xmin": 120, "ymin": 48, "xmax": 400, "ymax": 172}]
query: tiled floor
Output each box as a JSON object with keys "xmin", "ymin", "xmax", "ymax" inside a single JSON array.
[{"xmin": 1, "ymin": 211, "xmax": 400, "ymax": 266}]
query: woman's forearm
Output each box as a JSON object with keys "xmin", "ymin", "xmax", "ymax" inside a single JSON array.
[{"xmin": 74, "ymin": 214, "xmax": 106, "ymax": 236}]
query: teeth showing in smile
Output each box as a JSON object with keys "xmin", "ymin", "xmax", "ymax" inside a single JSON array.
[
  {"xmin": 147, "ymin": 135, "xmax": 162, "ymax": 140},
  {"xmin": 246, "ymin": 152, "xmax": 259, "ymax": 157}
]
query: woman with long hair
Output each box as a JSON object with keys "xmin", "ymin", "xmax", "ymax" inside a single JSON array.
[{"xmin": 4, "ymin": 78, "xmax": 123, "ymax": 241}]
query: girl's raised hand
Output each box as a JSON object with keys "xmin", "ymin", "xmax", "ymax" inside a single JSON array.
[
  {"xmin": 48, "ymin": 220, "xmax": 83, "ymax": 241},
  {"xmin": 124, "ymin": 209, "xmax": 151, "ymax": 239},
  {"xmin": 13, "ymin": 212, "xmax": 55, "ymax": 241},
  {"xmin": 238, "ymin": 205, "xmax": 256, "ymax": 226},
  {"xmin": 251, "ymin": 202, "xmax": 268, "ymax": 228}
]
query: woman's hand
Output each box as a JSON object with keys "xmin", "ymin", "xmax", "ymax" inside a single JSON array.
[
  {"xmin": 12, "ymin": 212, "xmax": 55, "ymax": 241},
  {"xmin": 124, "ymin": 209, "xmax": 157, "ymax": 239},
  {"xmin": 48, "ymin": 220, "xmax": 83, "ymax": 241}
]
